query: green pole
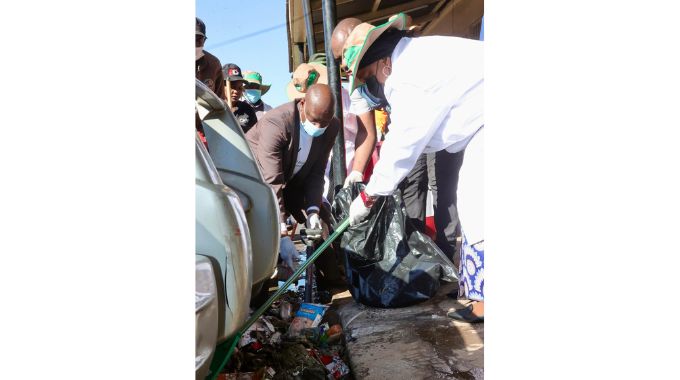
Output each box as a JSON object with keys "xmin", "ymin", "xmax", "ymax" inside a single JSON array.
[{"xmin": 207, "ymin": 218, "xmax": 350, "ymax": 380}]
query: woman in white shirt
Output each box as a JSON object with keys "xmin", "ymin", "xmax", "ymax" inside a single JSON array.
[{"xmin": 343, "ymin": 14, "xmax": 484, "ymax": 322}]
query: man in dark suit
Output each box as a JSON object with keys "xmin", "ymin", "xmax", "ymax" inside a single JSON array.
[{"xmin": 246, "ymin": 84, "xmax": 341, "ymax": 287}]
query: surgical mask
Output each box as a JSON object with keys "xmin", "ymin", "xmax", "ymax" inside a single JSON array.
[
  {"xmin": 302, "ymin": 119, "xmax": 326, "ymax": 137},
  {"xmin": 196, "ymin": 47, "xmax": 204, "ymax": 61},
  {"xmin": 366, "ymin": 75, "xmax": 387, "ymax": 102},
  {"xmin": 358, "ymin": 75, "xmax": 387, "ymax": 109},
  {"xmin": 358, "ymin": 83, "xmax": 383, "ymax": 109},
  {"xmin": 244, "ymin": 89, "xmax": 262, "ymax": 104}
]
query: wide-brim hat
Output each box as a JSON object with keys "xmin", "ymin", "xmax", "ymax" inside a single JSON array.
[
  {"xmin": 286, "ymin": 62, "xmax": 329, "ymax": 100},
  {"xmin": 342, "ymin": 13, "xmax": 406, "ymax": 93},
  {"xmin": 243, "ymin": 71, "xmax": 271, "ymax": 95}
]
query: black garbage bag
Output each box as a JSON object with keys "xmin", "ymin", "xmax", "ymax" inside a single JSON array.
[{"xmin": 331, "ymin": 183, "xmax": 457, "ymax": 308}]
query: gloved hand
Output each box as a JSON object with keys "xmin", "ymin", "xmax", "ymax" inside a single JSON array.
[
  {"xmin": 279, "ymin": 236, "xmax": 300, "ymax": 269},
  {"xmin": 349, "ymin": 191, "xmax": 374, "ymax": 226},
  {"xmin": 306, "ymin": 212, "xmax": 322, "ymax": 240},
  {"xmin": 343, "ymin": 170, "xmax": 364, "ymax": 188}
]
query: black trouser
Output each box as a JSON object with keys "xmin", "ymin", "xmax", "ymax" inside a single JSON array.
[
  {"xmin": 398, "ymin": 153, "xmax": 429, "ymax": 234},
  {"xmin": 314, "ymin": 201, "xmax": 346, "ymax": 288},
  {"xmin": 282, "ymin": 185, "xmax": 344, "ymax": 288},
  {"xmin": 427, "ymin": 149, "xmax": 465, "ymax": 262}
]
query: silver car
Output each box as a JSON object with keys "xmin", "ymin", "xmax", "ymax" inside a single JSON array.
[{"xmin": 195, "ymin": 79, "xmax": 280, "ymax": 379}]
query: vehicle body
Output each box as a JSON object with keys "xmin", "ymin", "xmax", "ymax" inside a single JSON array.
[{"xmin": 195, "ymin": 79, "xmax": 280, "ymax": 379}]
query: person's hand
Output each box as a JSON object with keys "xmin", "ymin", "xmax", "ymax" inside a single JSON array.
[
  {"xmin": 279, "ymin": 236, "xmax": 300, "ymax": 269},
  {"xmin": 343, "ymin": 170, "xmax": 364, "ymax": 188},
  {"xmin": 349, "ymin": 191, "xmax": 375, "ymax": 226},
  {"xmin": 306, "ymin": 212, "xmax": 322, "ymax": 240},
  {"xmin": 307, "ymin": 212, "xmax": 321, "ymax": 230}
]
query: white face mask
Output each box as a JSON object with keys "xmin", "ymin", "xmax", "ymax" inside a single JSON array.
[{"xmin": 196, "ymin": 47, "xmax": 204, "ymax": 61}]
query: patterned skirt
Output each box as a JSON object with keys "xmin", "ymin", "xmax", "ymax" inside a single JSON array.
[{"xmin": 458, "ymin": 234, "xmax": 484, "ymax": 301}]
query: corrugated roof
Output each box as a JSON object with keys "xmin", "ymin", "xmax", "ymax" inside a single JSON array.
[{"xmin": 286, "ymin": 0, "xmax": 484, "ymax": 71}]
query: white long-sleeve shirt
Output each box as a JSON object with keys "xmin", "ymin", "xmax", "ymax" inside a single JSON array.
[{"xmin": 365, "ymin": 36, "xmax": 484, "ymax": 196}]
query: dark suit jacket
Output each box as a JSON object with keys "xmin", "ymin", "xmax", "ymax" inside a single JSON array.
[{"xmin": 246, "ymin": 100, "xmax": 339, "ymax": 224}]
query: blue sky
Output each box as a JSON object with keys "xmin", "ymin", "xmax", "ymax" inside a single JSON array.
[{"xmin": 197, "ymin": 0, "xmax": 292, "ymax": 107}]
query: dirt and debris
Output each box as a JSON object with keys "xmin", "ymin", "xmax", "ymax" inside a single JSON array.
[{"xmin": 220, "ymin": 261, "xmax": 354, "ymax": 380}]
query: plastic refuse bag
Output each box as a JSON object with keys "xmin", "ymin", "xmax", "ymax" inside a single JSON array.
[{"xmin": 331, "ymin": 183, "xmax": 457, "ymax": 308}]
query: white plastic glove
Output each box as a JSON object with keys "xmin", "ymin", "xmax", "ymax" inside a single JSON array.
[
  {"xmin": 307, "ymin": 213, "xmax": 322, "ymax": 230},
  {"xmin": 349, "ymin": 194, "xmax": 372, "ymax": 226},
  {"xmin": 343, "ymin": 170, "xmax": 364, "ymax": 188},
  {"xmin": 279, "ymin": 236, "xmax": 300, "ymax": 269},
  {"xmin": 306, "ymin": 212, "xmax": 322, "ymax": 240}
]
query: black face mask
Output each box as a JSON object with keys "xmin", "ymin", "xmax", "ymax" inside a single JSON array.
[{"xmin": 366, "ymin": 76, "xmax": 386, "ymax": 103}]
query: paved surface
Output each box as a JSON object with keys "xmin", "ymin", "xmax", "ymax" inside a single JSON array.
[{"xmin": 331, "ymin": 283, "xmax": 484, "ymax": 380}]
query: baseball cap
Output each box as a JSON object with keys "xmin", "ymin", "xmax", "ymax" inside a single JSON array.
[
  {"xmin": 196, "ymin": 17, "xmax": 206, "ymax": 38},
  {"xmin": 222, "ymin": 63, "xmax": 247, "ymax": 83}
]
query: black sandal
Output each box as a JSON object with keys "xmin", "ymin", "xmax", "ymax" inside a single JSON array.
[{"xmin": 447, "ymin": 306, "xmax": 484, "ymax": 323}]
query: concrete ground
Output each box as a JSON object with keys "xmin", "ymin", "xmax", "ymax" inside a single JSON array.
[{"xmin": 331, "ymin": 283, "xmax": 484, "ymax": 380}]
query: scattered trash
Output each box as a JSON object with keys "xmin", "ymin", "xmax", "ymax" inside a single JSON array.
[
  {"xmin": 325, "ymin": 324, "xmax": 343, "ymax": 345},
  {"xmin": 272, "ymin": 344, "xmax": 327, "ymax": 379},
  {"xmin": 288, "ymin": 303, "xmax": 329, "ymax": 337},
  {"xmin": 238, "ymin": 319, "xmax": 276, "ymax": 348},
  {"xmin": 318, "ymin": 352, "xmax": 351, "ymax": 379},
  {"xmin": 261, "ymin": 318, "xmax": 276, "ymax": 332},
  {"xmin": 267, "ymin": 293, "xmax": 300, "ymax": 322},
  {"xmin": 217, "ymin": 366, "xmax": 276, "ymax": 380},
  {"xmin": 280, "ymin": 300, "xmax": 293, "ymax": 321},
  {"xmin": 218, "ymin": 372, "xmax": 255, "ymax": 380},
  {"xmin": 220, "ymin": 244, "xmax": 352, "ymax": 380},
  {"xmin": 269, "ymin": 332, "xmax": 282, "ymax": 345}
]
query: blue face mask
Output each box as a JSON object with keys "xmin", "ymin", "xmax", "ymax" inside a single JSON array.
[
  {"xmin": 357, "ymin": 84, "xmax": 382, "ymax": 109},
  {"xmin": 244, "ymin": 89, "xmax": 261, "ymax": 104},
  {"xmin": 300, "ymin": 102, "xmax": 327, "ymax": 137},
  {"xmin": 302, "ymin": 119, "xmax": 326, "ymax": 137},
  {"xmin": 358, "ymin": 76, "xmax": 387, "ymax": 109}
]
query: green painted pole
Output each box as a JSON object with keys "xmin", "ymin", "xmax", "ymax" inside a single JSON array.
[{"xmin": 207, "ymin": 218, "xmax": 350, "ymax": 380}]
